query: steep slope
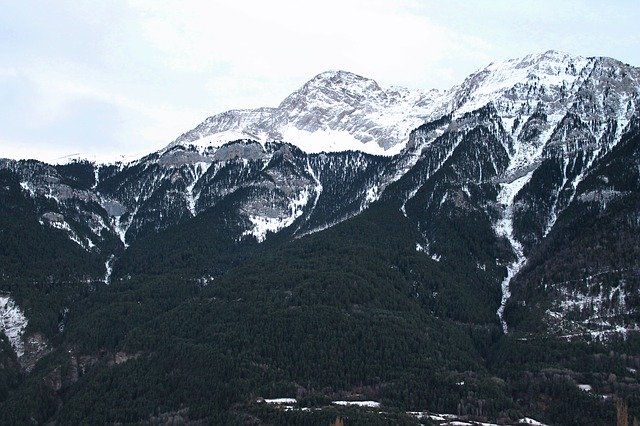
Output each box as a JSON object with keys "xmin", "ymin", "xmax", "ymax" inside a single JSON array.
[
  {"xmin": 0, "ymin": 159, "xmax": 122, "ymax": 257},
  {"xmin": 0, "ymin": 166, "xmax": 107, "ymax": 373},
  {"xmin": 388, "ymin": 51, "xmax": 640, "ymax": 334},
  {"xmin": 506, "ymin": 119, "xmax": 640, "ymax": 338}
]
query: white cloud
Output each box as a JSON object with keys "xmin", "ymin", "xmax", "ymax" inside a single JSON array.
[
  {"xmin": 126, "ymin": 0, "xmax": 490, "ymax": 89},
  {"xmin": 0, "ymin": 62, "xmax": 203, "ymax": 161},
  {"xmin": 0, "ymin": 68, "xmax": 18, "ymax": 78}
]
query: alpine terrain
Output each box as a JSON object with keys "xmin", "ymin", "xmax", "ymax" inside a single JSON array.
[{"xmin": 1, "ymin": 50, "xmax": 640, "ymax": 425}]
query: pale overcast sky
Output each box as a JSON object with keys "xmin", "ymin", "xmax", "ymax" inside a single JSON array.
[{"xmin": 1, "ymin": 0, "xmax": 639, "ymax": 162}]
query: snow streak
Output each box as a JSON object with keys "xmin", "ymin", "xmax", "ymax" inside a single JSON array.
[
  {"xmin": 185, "ymin": 161, "xmax": 212, "ymax": 217},
  {"xmin": 495, "ymin": 171, "xmax": 533, "ymax": 333},
  {"xmin": 103, "ymin": 255, "xmax": 115, "ymax": 285}
]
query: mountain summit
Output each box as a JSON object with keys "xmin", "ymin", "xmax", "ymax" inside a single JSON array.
[{"xmin": 166, "ymin": 69, "xmax": 439, "ymax": 156}]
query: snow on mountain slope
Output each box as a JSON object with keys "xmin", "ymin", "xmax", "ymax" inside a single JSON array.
[
  {"xmin": 166, "ymin": 70, "xmax": 439, "ymax": 156},
  {"xmin": 0, "ymin": 295, "xmax": 28, "ymax": 358},
  {"xmin": 440, "ymin": 50, "xmax": 639, "ymax": 177},
  {"xmin": 375, "ymin": 51, "xmax": 640, "ymax": 334},
  {"xmin": 495, "ymin": 171, "xmax": 533, "ymax": 333},
  {"xmin": 443, "ymin": 51, "xmax": 590, "ymax": 116}
]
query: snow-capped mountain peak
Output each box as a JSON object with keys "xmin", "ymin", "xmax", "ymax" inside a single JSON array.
[
  {"xmin": 441, "ymin": 50, "xmax": 591, "ymax": 117},
  {"xmin": 277, "ymin": 70, "xmax": 386, "ymax": 114},
  {"xmin": 165, "ymin": 70, "xmax": 438, "ymax": 156},
  {"xmin": 293, "ymin": 69, "xmax": 383, "ymax": 95}
]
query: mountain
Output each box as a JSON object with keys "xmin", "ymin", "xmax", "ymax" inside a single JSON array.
[
  {"xmin": 166, "ymin": 69, "xmax": 440, "ymax": 156},
  {"xmin": 1, "ymin": 50, "xmax": 640, "ymax": 424}
]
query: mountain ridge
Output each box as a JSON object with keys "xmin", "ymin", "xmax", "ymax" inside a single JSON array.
[{"xmin": 163, "ymin": 50, "xmax": 639, "ymax": 160}]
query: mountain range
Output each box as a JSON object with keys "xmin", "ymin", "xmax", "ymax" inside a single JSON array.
[{"xmin": 1, "ymin": 50, "xmax": 640, "ymax": 424}]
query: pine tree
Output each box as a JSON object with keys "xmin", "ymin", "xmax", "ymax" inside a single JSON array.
[
  {"xmin": 330, "ymin": 416, "xmax": 346, "ymax": 426},
  {"xmin": 617, "ymin": 398, "xmax": 629, "ymax": 426}
]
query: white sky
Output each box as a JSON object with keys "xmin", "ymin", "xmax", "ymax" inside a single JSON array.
[{"xmin": 1, "ymin": 0, "xmax": 639, "ymax": 162}]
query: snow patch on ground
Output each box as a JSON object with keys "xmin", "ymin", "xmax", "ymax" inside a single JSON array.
[
  {"xmin": 364, "ymin": 184, "xmax": 379, "ymax": 204},
  {"xmin": 0, "ymin": 295, "xmax": 28, "ymax": 358},
  {"xmin": 297, "ymin": 212, "xmax": 355, "ymax": 238},
  {"xmin": 416, "ymin": 242, "xmax": 441, "ymax": 261},
  {"xmin": 406, "ymin": 412, "xmax": 447, "ymax": 421},
  {"xmin": 544, "ymin": 155, "xmax": 570, "ymax": 237},
  {"xmin": 305, "ymin": 159, "xmax": 323, "ymax": 217},
  {"xmin": 264, "ymin": 398, "xmax": 297, "ymax": 405},
  {"xmin": 400, "ymin": 187, "xmax": 420, "ymax": 218},
  {"xmin": 243, "ymin": 188, "xmax": 311, "ymax": 243},
  {"xmin": 243, "ymin": 215, "xmax": 288, "ymax": 243},
  {"xmin": 406, "ymin": 411, "xmax": 506, "ymax": 425},
  {"xmin": 578, "ymin": 384, "xmax": 592, "ymax": 392},
  {"xmin": 113, "ymin": 202, "xmax": 140, "ymax": 248},
  {"xmin": 20, "ymin": 181, "xmax": 34, "ymax": 196},
  {"xmin": 332, "ymin": 400, "xmax": 381, "ymax": 408},
  {"xmin": 182, "ymin": 130, "xmax": 263, "ymax": 152},
  {"xmin": 41, "ymin": 215, "xmax": 93, "ymax": 251},
  {"xmin": 518, "ymin": 418, "xmax": 548, "ymax": 426},
  {"xmin": 92, "ymin": 165, "xmax": 99, "ymax": 190},
  {"xmin": 545, "ymin": 271, "xmax": 638, "ymax": 339},
  {"xmin": 113, "ymin": 215, "xmax": 129, "ymax": 247}
]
